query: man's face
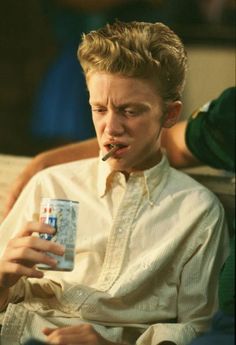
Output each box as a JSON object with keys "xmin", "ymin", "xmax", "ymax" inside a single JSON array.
[{"xmin": 88, "ymin": 72, "xmax": 166, "ymax": 173}]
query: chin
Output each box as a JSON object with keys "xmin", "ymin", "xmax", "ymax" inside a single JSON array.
[{"xmin": 108, "ymin": 160, "xmax": 129, "ymax": 172}]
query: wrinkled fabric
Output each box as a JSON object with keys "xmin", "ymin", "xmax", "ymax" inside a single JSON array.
[{"xmin": 0, "ymin": 154, "xmax": 229, "ymax": 345}]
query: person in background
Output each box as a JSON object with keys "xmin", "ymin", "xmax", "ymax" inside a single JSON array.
[
  {"xmin": 161, "ymin": 87, "xmax": 235, "ymax": 172},
  {"xmin": 31, "ymin": 0, "xmax": 166, "ymax": 147},
  {"xmin": 0, "ymin": 20, "xmax": 229, "ymax": 345}
]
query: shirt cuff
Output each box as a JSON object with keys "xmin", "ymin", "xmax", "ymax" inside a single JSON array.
[{"xmin": 136, "ymin": 323, "xmax": 197, "ymax": 345}]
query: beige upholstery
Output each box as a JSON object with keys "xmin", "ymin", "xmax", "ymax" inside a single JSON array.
[{"xmin": 183, "ymin": 166, "xmax": 235, "ymax": 237}]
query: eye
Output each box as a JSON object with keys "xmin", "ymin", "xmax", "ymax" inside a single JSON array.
[
  {"xmin": 123, "ymin": 108, "xmax": 138, "ymax": 117},
  {"xmin": 91, "ymin": 107, "xmax": 106, "ymax": 114},
  {"xmin": 125, "ymin": 109, "xmax": 135, "ymax": 115}
]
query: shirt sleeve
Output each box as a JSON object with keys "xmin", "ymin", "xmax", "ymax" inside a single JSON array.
[
  {"xmin": 0, "ymin": 172, "xmax": 67, "ymax": 312},
  {"xmin": 0, "ymin": 173, "xmax": 44, "ymax": 310},
  {"xmin": 185, "ymin": 87, "xmax": 235, "ymax": 172},
  {"xmin": 0, "ymin": 173, "xmax": 43, "ymax": 254},
  {"xmin": 136, "ymin": 196, "xmax": 230, "ymax": 345}
]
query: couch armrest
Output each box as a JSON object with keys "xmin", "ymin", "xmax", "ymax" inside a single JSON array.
[{"xmin": 0, "ymin": 154, "xmax": 31, "ymax": 220}]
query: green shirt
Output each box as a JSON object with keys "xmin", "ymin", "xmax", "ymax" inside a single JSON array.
[{"xmin": 186, "ymin": 87, "xmax": 235, "ymax": 172}]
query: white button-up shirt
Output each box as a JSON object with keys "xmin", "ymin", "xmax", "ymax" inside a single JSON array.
[{"xmin": 0, "ymin": 155, "xmax": 229, "ymax": 345}]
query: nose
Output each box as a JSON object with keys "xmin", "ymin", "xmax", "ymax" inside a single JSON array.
[{"xmin": 104, "ymin": 110, "xmax": 124, "ymax": 137}]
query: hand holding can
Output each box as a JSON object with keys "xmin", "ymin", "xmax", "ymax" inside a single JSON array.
[{"xmin": 38, "ymin": 198, "xmax": 79, "ymax": 271}]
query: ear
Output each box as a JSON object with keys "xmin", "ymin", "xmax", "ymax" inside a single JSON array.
[{"xmin": 162, "ymin": 101, "xmax": 182, "ymax": 128}]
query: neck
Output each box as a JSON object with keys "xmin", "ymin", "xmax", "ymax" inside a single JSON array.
[{"xmin": 120, "ymin": 149, "xmax": 163, "ymax": 180}]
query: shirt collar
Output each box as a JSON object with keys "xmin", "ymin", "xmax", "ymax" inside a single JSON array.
[{"xmin": 97, "ymin": 151, "xmax": 170, "ymax": 203}]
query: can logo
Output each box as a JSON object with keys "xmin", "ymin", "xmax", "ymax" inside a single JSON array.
[{"xmin": 40, "ymin": 207, "xmax": 58, "ymax": 241}]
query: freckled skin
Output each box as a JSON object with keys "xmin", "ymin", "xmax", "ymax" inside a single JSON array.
[{"xmin": 88, "ymin": 72, "xmax": 166, "ymax": 173}]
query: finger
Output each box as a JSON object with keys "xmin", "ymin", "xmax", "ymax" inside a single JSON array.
[
  {"xmin": 43, "ymin": 328, "xmax": 57, "ymax": 336},
  {"xmin": 8, "ymin": 235, "xmax": 65, "ymax": 256},
  {"xmin": 44, "ymin": 324, "xmax": 98, "ymax": 344},
  {"xmin": 43, "ymin": 329, "xmax": 67, "ymax": 345},
  {"xmin": 47, "ymin": 333, "xmax": 82, "ymax": 345},
  {"xmin": 0, "ymin": 261, "xmax": 44, "ymax": 280},
  {"xmin": 4, "ymin": 247, "xmax": 58, "ymax": 267},
  {"xmin": 43, "ymin": 325, "xmax": 84, "ymax": 335},
  {"xmin": 43, "ymin": 327, "xmax": 82, "ymax": 343},
  {"xmin": 16, "ymin": 222, "xmax": 56, "ymax": 238}
]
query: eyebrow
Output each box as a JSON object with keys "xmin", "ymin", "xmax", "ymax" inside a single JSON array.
[
  {"xmin": 117, "ymin": 103, "xmax": 150, "ymax": 111},
  {"xmin": 89, "ymin": 101, "xmax": 150, "ymax": 110}
]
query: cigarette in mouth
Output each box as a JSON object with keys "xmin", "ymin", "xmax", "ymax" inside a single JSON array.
[{"xmin": 102, "ymin": 144, "xmax": 120, "ymax": 161}]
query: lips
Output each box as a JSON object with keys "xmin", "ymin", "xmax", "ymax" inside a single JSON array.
[
  {"xmin": 103, "ymin": 142, "xmax": 129, "ymax": 159},
  {"xmin": 104, "ymin": 142, "xmax": 127, "ymax": 150}
]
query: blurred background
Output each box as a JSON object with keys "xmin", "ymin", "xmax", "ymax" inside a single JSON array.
[{"xmin": 0, "ymin": 0, "xmax": 235, "ymax": 157}]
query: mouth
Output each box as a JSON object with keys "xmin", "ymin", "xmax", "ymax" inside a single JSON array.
[{"xmin": 102, "ymin": 143, "xmax": 128, "ymax": 161}]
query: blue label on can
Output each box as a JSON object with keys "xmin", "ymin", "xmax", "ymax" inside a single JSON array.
[{"xmin": 40, "ymin": 216, "xmax": 57, "ymax": 241}]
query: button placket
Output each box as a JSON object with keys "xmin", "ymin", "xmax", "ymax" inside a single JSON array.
[{"xmin": 96, "ymin": 176, "xmax": 144, "ymax": 291}]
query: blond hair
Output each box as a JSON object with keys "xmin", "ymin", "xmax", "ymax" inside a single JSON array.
[{"xmin": 78, "ymin": 21, "xmax": 187, "ymax": 102}]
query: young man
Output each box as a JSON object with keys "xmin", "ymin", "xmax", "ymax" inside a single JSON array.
[{"xmin": 0, "ymin": 21, "xmax": 229, "ymax": 345}]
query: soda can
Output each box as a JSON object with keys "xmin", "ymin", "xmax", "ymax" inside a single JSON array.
[{"xmin": 37, "ymin": 198, "xmax": 79, "ymax": 271}]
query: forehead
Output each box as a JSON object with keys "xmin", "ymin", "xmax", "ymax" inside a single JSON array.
[{"xmin": 87, "ymin": 72, "xmax": 162, "ymax": 105}]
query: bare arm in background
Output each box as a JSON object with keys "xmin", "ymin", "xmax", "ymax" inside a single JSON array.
[{"xmin": 161, "ymin": 121, "xmax": 200, "ymax": 168}]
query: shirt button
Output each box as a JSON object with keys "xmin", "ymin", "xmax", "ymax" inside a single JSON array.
[{"xmin": 118, "ymin": 228, "xmax": 123, "ymax": 233}]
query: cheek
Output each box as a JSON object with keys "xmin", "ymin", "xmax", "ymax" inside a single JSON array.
[
  {"xmin": 135, "ymin": 121, "xmax": 160, "ymax": 138},
  {"xmin": 92, "ymin": 116, "xmax": 103, "ymax": 133},
  {"xmin": 134, "ymin": 125, "xmax": 162, "ymax": 152}
]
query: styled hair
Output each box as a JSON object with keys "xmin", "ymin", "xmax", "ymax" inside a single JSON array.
[{"xmin": 78, "ymin": 21, "xmax": 187, "ymax": 102}]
